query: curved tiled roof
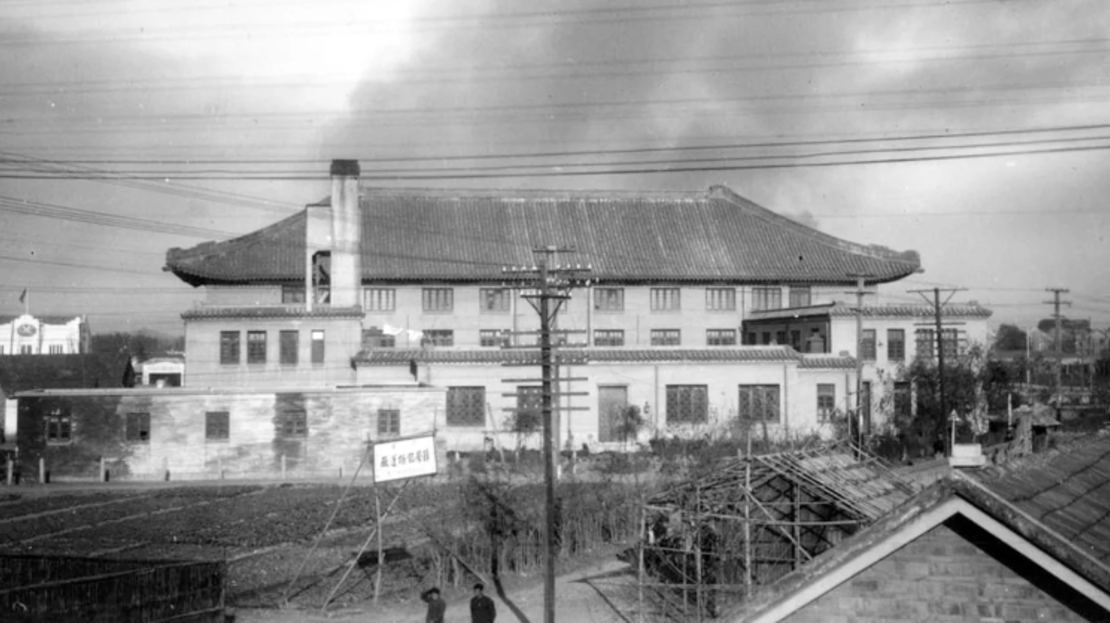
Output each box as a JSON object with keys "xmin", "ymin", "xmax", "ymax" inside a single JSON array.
[
  {"xmin": 165, "ymin": 185, "xmax": 920, "ymax": 287},
  {"xmin": 355, "ymin": 346, "xmax": 802, "ymax": 366},
  {"xmin": 750, "ymin": 301, "xmax": 993, "ymax": 321},
  {"xmin": 180, "ymin": 305, "xmax": 364, "ymax": 320}
]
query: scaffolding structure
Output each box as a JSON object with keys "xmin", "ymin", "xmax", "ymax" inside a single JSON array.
[{"xmin": 635, "ymin": 441, "xmax": 919, "ymax": 621}]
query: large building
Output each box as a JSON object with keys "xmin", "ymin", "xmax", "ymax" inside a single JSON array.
[
  {"xmin": 164, "ymin": 160, "xmax": 925, "ymax": 453},
  {"xmin": 1, "ymin": 314, "xmax": 88, "ymax": 356}
]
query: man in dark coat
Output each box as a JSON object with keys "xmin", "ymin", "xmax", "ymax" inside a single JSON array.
[
  {"xmin": 469, "ymin": 583, "xmax": 496, "ymax": 623},
  {"xmin": 421, "ymin": 587, "xmax": 446, "ymax": 623}
]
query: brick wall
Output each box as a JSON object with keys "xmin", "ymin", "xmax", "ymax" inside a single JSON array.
[{"xmin": 783, "ymin": 522, "xmax": 1091, "ymax": 623}]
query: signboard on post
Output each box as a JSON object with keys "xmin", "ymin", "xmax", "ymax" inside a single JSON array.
[{"xmin": 373, "ymin": 434, "xmax": 437, "ymax": 483}]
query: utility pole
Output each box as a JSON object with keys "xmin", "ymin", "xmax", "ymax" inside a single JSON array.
[
  {"xmin": 909, "ymin": 286, "xmax": 966, "ymax": 457},
  {"xmin": 502, "ymin": 248, "xmax": 590, "ymax": 623},
  {"xmin": 845, "ymin": 275, "xmax": 874, "ymax": 446},
  {"xmin": 1044, "ymin": 288, "xmax": 1071, "ymax": 411}
]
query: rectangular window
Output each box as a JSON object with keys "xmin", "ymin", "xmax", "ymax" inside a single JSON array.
[
  {"xmin": 817, "ymin": 384, "xmax": 836, "ymax": 422},
  {"xmin": 706, "ymin": 329, "xmax": 737, "ymax": 346},
  {"xmin": 48, "ymin": 344, "xmax": 63, "ymax": 354},
  {"xmin": 364, "ymin": 288, "xmax": 396, "ymax": 312},
  {"xmin": 790, "ymin": 330, "xmax": 802, "ymax": 350},
  {"xmin": 424, "ymin": 329, "xmax": 454, "ymax": 347},
  {"xmin": 746, "ymin": 332, "xmax": 757, "ymax": 345},
  {"xmin": 247, "ymin": 331, "xmax": 267, "ymax": 364},
  {"xmin": 447, "ymin": 387, "xmax": 485, "ymax": 427},
  {"xmin": 650, "ymin": 288, "xmax": 681, "ymax": 311},
  {"xmin": 515, "ymin": 386, "xmax": 543, "ymax": 431},
  {"xmin": 894, "ymin": 382, "xmax": 912, "ymax": 419},
  {"xmin": 706, "ymin": 288, "xmax": 736, "ymax": 311},
  {"xmin": 887, "ymin": 329, "xmax": 905, "ymax": 362},
  {"xmin": 220, "ymin": 331, "xmax": 240, "ymax": 365},
  {"xmin": 422, "ymin": 288, "xmax": 454, "ymax": 312},
  {"xmin": 738, "ymin": 385, "xmax": 781, "ymax": 423},
  {"xmin": 480, "ymin": 329, "xmax": 510, "ymax": 348},
  {"xmin": 205, "ymin": 411, "xmax": 229, "ymax": 441},
  {"xmin": 776, "ymin": 331, "xmax": 786, "ymax": 345},
  {"xmin": 311, "ymin": 330, "xmax": 325, "ymax": 363},
  {"xmin": 280, "ymin": 330, "xmax": 298, "ymax": 365},
  {"xmin": 761, "ymin": 332, "xmax": 771, "ymax": 345},
  {"xmin": 278, "ymin": 407, "xmax": 307, "ymax": 437},
  {"xmin": 377, "ymin": 409, "xmax": 400, "ymax": 436},
  {"xmin": 282, "ymin": 286, "xmax": 305, "ymax": 304},
  {"xmin": 861, "ymin": 329, "xmax": 877, "ymax": 361},
  {"xmin": 751, "ymin": 287, "xmax": 782, "ymax": 311},
  {"xmin": 45, "ymin": 407, "xmax": 71, "ymax": 443},
  {"xmin": 20, "ymin": 344, "xmax": 32, "ymax": 354},
  {"xmin": 788, "ymin": 286, "xmax": 812, "ymax": 308},
  {"xmin": 126, "ymin": 412, "xmax": 151, "ymax": 443},
  {"xmin": 651, "ymin": 329, "xmax": 681, "ymax": 346},
  {"xmin": 594, "ymin": 288, "xmax": 624, "ymax": 312},
  {"xmin": 479, "ymin": 288, "xmax": 511, "ymax": 313},
  {"xmin": 915, "ymin": 329, "xmax": 960, "ymax": 360},
  {"xmin": 666, "ymin": 385, "xmax": 708, "ymax": 424},
  {"xmin": 594, "ymin": 329, "xmax": 625, "ymax": 347}
]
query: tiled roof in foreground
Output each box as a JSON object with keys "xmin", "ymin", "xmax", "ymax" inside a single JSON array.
[
  {"xmin": 355, "ymin": 346, "xmax": 814, "ymax": 366},
  {"xmin": 165, "ymin": 185, "xmax": 920, "ymax": 286}
]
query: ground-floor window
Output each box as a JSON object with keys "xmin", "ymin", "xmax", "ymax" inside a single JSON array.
[
  {"xmin": 377, "ymin": 409, "xmax": 400, "ymax": 436},
  {"xmin": 738, "ymin": 385, "xmax": 780, "ymax": 423},
  {"xmin": 205, "ymin": 411, "xmax": 230, "ymax": 441},
  {"xmin": 666, "ymin": 385, "xmax": 708, "ymax": 424},
  {"xmin": 817, "ymin": 384, "xmax": 836, "ymax": 422},
  {"xmin": 447, "ymin": 386, "xmax": 486, "ymax": 427},
  {"xmin": 126, "ymin": 412, "xmax": 151, "ymax": 442},
  {"xmin": 45, "ymin": 407, "xmax": 71, "ymax": 443}
]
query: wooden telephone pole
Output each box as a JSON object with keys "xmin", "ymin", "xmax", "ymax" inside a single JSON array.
[
  {"xmin": 845, "ymin": 275, "xmax": 874, "ymax": 445},
  {"xmin": 908, "ymin": 286, "xmax": 966, "ymax": 456},
  {"xmin": 1044, "ymin": 287, "xmax": 1071, "ymax": 410},
  {"xmin": 502, "ymin": 247, "xmax": 590, "ymax": 623}
]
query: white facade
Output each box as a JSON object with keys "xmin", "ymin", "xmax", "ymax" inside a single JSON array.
[{"xmin": 0, "ymin": 314, "xmax": 85, "ymax": 356}]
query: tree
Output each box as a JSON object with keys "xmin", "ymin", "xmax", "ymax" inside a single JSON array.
[
  {"xmin": 992, "ymin": 324, "xmax": 1028, "ymax": 351},
  {"xmin": 90, "ymin": 331, "xmax": 180, "ymax": 360},
  {"xmin": 890, "ymin": 345, "xmax": 987, "ymax": 456}
]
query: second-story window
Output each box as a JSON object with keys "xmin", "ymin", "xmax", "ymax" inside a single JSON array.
[
  {"xmin": 751, "ymin": 286, "xmax": 782, "ymax": 311},
  {"xmin": 480, "ymin": 288, "xmax": 511, "ymax": 313},
  {"xmin": 423, "ymin": 288, "xmax": 454, "ymax": 312},
  {"xmin": 887, "ymin": 329, "xmax": 905, "ymax": 362},
  {"xmin": 247, "ymin": 331, "xmax": 267, "ymax": 364},
  {"xmin": 280, "ymin": 330, "xmax": 298, "ymax": 365},
  {"xmin": 364, "ymin": 288, "xmax": 396, "ymax": 311},
  {"xmin": 707, "ymin": 329, "xmax": 737, "ymax": 346},
  {"xmin": 594, "ymin": 329, "xmax": 625, "ymax": 347},
  {"xmin": 311, "ymin": 330, "xmax": 325, "ymax": 363},
  {"xmin": 220, "ymin": 331, "xmax": 240, "ymax": 365},
  {"xmin": 424, "ymin": 329, "xmax": 454, "ymax": 347},
  {"xmin": 282, "ymin": 286, "xmax": 305, "ymax": 304},
  {"xmin": 706, "ymin": 288, "xmax": 736, "ymax": 311},
  {"xmin": 594, "ymin": 288, "xmax": 624, "ymax": 312},
  {"xmin": 651, "ymin": 288, "xmax": 681, "ymax": 311},
  {"xmin": 651, "ymin": 329, "xmax": 681, "ymax": 346},
  {"xmin": 480, "ymin": 329, "xmax": 510, "ymax": 347},
  {"xmin": 861, "ymin": 329, "xmax": 877, "ymax": 361},
  {"xmin": 789, "ymin": 286, "xmax": 812, "ymax": 308}
]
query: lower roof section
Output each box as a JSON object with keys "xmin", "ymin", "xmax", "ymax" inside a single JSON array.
[{"xmin": 355, "ymin": 346, "xmax": 856, "ymax": 368}]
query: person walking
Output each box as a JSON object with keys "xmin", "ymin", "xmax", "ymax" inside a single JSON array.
[
  {"xmin": 421, "ymin": 587, "xmax": 446, "ymax": 623},
  {"xmin": 469, "ymin": 583, "xmax": 496, "ymax": 623}
]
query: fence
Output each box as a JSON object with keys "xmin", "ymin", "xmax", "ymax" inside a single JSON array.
[{"xmin": 0, "ymin": 554, "xmax": 225, "ymax": 622}]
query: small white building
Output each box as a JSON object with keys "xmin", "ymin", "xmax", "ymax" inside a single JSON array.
[{"xmin": 0, "ymin": 314, "xmax": 87, "ymax": 356}]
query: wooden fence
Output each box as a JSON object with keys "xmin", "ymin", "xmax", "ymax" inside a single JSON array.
[{"xmin": 0, "ymin": 555, "xmax": 225, "ymax": 622}]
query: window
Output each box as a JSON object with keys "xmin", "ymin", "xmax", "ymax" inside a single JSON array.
[
  {"xmin": 48, "ymin": 344, "xmax": 63, "ymax": 354},
  {"xmin": 666, "ymin": 385, "xmax": 708, "ymax": 424},
  {"xmin": 20, "ymin": 344, "xmax": 32, "ymax": 354},
  {"xmin": 751, "ymin": 287, "xmax": 782, "ymax": 311},
  {"xmin": 515, "ymin": 386, "xmax": 543, "ymax": 432},
  {"xmin": 594, "ymin": 288, "xmax": 624, "ymax": 311},
  {"xmin": 364, "ymin": 288, "xmax": 396, "ymax": 311},
  {"xmin": 45, "ymin": 407, "xmax": 71, "ymax": 443},
  {"xmin": 761, "ymin": 332, "xmax": 771, "ymax": 345},
  {"xmin": 220, "ymin": 331, "xmax": 240, "ymax": 365},
  {"xmin": 650, "ymin": 288, "xmax": 681, "ymax": 311},
  {"xmin": 706, "ymin": 329, "xmax": 737, "ymax": 346},
  {"xmin": 894, "ymin": 382, "xmax": 912, "ymax": 419},
  {"xmin": 126, "ymin": 412, "xmax": 151, "ymax": 442},
  {"xmin": 282, "ymin": 286, "xmax": 305, "ymax": 304},
  {"xmin": 788, "ymin": 286, "xmax": 812, "ymax": 308},
  {"xmin": 915, "ymin": 329, "xmax": 960, "ymax": 360},
  {"xmin": 775, "ymin": 331, "xmax": 786, "ymax": 345},
  {"xmin": 480, "ymin": 329, "xmax": 510, "ymax": 348},
  {"xmin": 887, "ymin": 329, "xmax": 905, "ymax": 362},
  {"xmin": 422, "ymin": 288, "xmax": 454, "ymax": 312},
  {"xmin": 861, "ymin": 329, "xmax": 877, "ymax": 361},
  {"xmin": 280, "ymin": 330, "xmax": 298, "ymax": 365},
  {"xmin": 706, "ymin": 288, "xmax": 736, "ymax": 311},
  {"xmin": 447, "ymin": 387, "xmax": 485, "ymax": 427},
  {"xmin": 480, "ymin": 288, "xmax": 511, "ymax": 313},
  {"xmin": 651, "ymin": 329, "xmax": 681, "ymax": 346},
  {"xmin": 594, "ymin": 329, "xmax": 625, "ymax": 347},
  {"xmin": 205, "ymin": 411, "xmax": 229, "ymax": 441},
  {"xmin": 247, "ymin": 331, "xmax": 267, "ymax": 364},
  {"xmin": 278, "ymin": 407, "xmax": 307, "ymax": 437},
  {"xmin": 363, "ymin": 328, "xmax": 395, "ymax": 348},
  {"xmin": 738, "ymin": 385, "xmax": 780, "ymax": 423},
  {"xmin": 746, "ymin": 332, "xmax": 756, "ymax": 345},
  {"xmin": 424, "ymin": 330, "xmax": 454, "ymax": 347},
  {"xmin": 817, "ymin": 384, "xmax": 836, "ymax": 422},
  {"xmin": 311, "ymin": 330, "xmax": 325, "ymax": 363},
  {"xmin": 790, "ymin": 330, "xmax": 802, "ymax": 350},
  {"xmin": 377, "ymin": 409, "xmax": 400, "ymax": 436}
]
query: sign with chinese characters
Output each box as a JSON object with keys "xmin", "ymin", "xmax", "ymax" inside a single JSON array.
[{"xmin": 373, "ymin": 435, "xmax": 437, "ymax": 483}]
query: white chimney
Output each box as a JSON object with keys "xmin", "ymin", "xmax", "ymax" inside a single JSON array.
[{"xmin": 328, "ymin": 159, "xmax": 362, "ymax": 308}]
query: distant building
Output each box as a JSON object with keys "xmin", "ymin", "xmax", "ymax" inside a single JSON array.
[
  {"xmin": 0, "ymin": 314, "xmax": 88, "ymax": 356},
  {"xmin": 162, "ymin": 160, "xmax": 924, "ymax": 452},
  {"xmin": 135, "ymin": 354, "xmax": 186, "ymax": 387}
]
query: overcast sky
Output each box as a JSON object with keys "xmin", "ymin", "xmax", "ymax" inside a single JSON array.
[{"xmin": 1, "ymin": 0, "xmax": 1108, "ymax": 336}]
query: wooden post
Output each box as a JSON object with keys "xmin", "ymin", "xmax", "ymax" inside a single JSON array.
[
  {"xmin": 6, "ymin": 457, "xmax": 13, "ymax": 486},
  {"xmin": 39, "ymin": 457, "xmax": 45, "ymax": 484},
  {"xmin": 743, "ymin": 444, "xmax": 752, "ymax": 595},
  {"xmin": 281, "ymin": 454, "xmax": 287, "ymax": 481},
  {"xmin": 218, "ymin": 457, "xmax": 224, "ymax": 480},
  {"xmin": 99, "ymin": 457, "xmax": 106, "ymax": 483},
  {"xmin": 374, "ymin": 489, "xmax": 384, "ymax": 604},
  {"xmin": 638, "ymin": 498, "xmax": 645, "ymax": 623}
]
